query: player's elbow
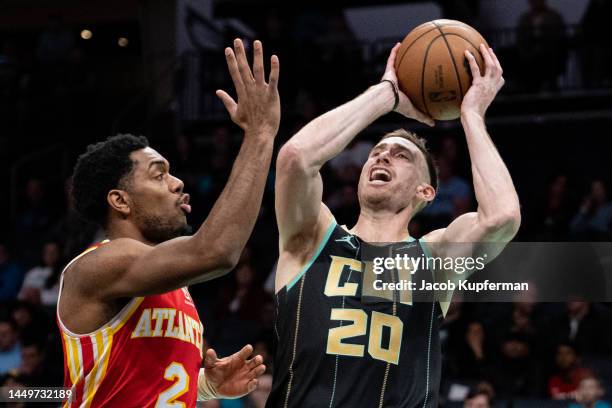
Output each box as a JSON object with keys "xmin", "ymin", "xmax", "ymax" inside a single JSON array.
[
  {"xmin": 482, "ymin": 208, "xmax": 521, "ymax": 239},
  {"xmin": 207, "ymin": 242, "xmax": 241, "ymax": 275},
  {"xmin": 277, "ymin": 142, "xmax": 316, "ymax": 176}
]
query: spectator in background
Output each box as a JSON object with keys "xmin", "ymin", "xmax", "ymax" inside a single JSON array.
[
  {"xmin": 569, "ymin": 375, "xmax": 612, "ymax": 408},
  {"xmin": 211, "ymin": 254, "xmax": 273, "ymax": 357},
  {"xmin": 446, "ymin": 321, "xmax": 492, "ymax": 382},
  {"xmin": 463, "ymin": 382, "xmax": 494, "ymax": 408},
  {"xmin": 489, "ymin": 332, "xmax": 544, "ymax": 399},
  {"xmin": 533, "ymin": 174, "xmax": 573, "ymax": 240},
  {"xmin": 14, "ymin": 338, "xmax": 58, "ymax": 386},
  {"xmin": 0, "ymin": 372, "xmax": 27, "ymax": 408},
  {"xmin": 14, "ymin": 178, "xmax": 54, "ymax": 263},
  {"xmin": 18, "ymin": 241, "xmax": 63, "ymax": 307},
  {"xmin": 517, "ymin": 0, "xmax": 567, "ymax": 92},
  {"xmin": 570, "ymin": 180, "xmax": 612, "ymax": 240},
  {"xmin": 551, "ymin": 301, "xmax": 612, "ymax": 356},
  {"xmin": 0, "ymin": 317, "xmax": 21, "ymax": 375},
  {"xmin": 548, "ymin": 342, "xmax": 593, "ymax": 400},
  {"xmin": 10, "ymin": 302, "xmax": 51, "ymax": 342},
  {"xmin": 422, "ymin": 154, "xmax": 472, "ymax": 229},
  {"xmin": 0, "ymin": 242, "xmax": 23, "ymax": 302},
  {"xmin": 581, "ymin": 0, "xmax": 612, "ymax": 89}
]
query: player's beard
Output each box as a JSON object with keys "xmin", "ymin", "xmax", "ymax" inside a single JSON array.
[{"xmin": 138, "ymin": 213, "xmax": 192, "ymax": 244}]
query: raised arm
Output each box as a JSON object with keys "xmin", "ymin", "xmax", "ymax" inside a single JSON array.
[
  {"xmin": 276, "ymin": 43, "xmax": 433, "ymax": 249},
  {"xmin": 72, "ymin": 39, "xmax": 280, "ymax": 298},
  {"xmin": 424, "ymin": 45, "xmax": 521, "ymax": 262}
]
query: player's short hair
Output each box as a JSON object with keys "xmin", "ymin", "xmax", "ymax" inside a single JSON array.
[
  {"xmin": 71, "ymin": 134, "xmax": 149, "ymax": 227},
  {"xmin": 380, "ymin": 129, "xmax": 438, "ymax": 191}
]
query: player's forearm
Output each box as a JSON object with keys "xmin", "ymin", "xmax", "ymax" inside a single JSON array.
[
  {"xmin": 285, "ymin": 83, "xmax": 394, "ymax": 170},
  {"xmin": 193, "ymin": 133, "xmax": 274, "ymax": 272},
  {"xmin": 461, "ymin": 111, "xmax": 520, "ymax": 235}
]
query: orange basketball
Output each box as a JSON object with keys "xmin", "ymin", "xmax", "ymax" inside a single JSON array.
[{"xmin": 394, "ymin": 19, "xmax": 489, "ymax": 121}]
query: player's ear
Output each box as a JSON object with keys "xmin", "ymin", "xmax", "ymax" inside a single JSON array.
[
  {"xmin": 108, "ymin": 189, "xmax": 131, "ymax": 218},
  {"xmin": 416, "ymin": 183, "xmax": 435, "ymax": 203}
]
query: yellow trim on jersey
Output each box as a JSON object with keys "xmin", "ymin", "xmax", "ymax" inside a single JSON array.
[
  {"xmin": 111, "ymin": 297, "xmax": 145, "ymax": 334},
  {"xmin": 82, "ymin": 327, "xmax": 113, "ymax": 408},
  {"xmin": 69, "ymin": 336, "xmax": 82, "ymax": 384},
  {"xmin": 63, "ymin": 333, "xmax": 77, "ymax": 386}
]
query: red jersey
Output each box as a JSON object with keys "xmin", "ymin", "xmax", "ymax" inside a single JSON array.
[{"xmin": 57, "ymin": 241, "xmax": 204, "ymax": 407}]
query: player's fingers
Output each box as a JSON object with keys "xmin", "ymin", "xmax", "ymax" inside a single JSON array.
[
  {"xmin": 386, "ymin": 42, "xmax": 401, "ymax": 71},
  {"xmin": 253, "ymin": 40, "xmax": 264, "ymax": 85},
  {"xmin": 246, "ymin": 354, "xmax": 263, "ymax": 370},
  {"xmin": 489, "ymin": 47, "xmax": 503, "ymax": 75},
  {"xmin": 224, "ymin": 47, "xmax": 246, "ymax": 98},
  {"xmin": 215, "ymin": 90, "xmax": 237, "ymax": 114},
  {"xmin": 268, "ymin": 55, "xmax": 280, "ymax": 89},
  {"xmin": 408, "ymin": 103, "xmax": 434, "ymax": 127},
  {"xmin": 415, "ymin": 110, "xmax": 435, "ymax": 127},
  {"xmin": 204, "ymin": 348, "xmax": 219, "ymax": 368},
  {"xmin": 249, "ymin": 364, "xmax": 266, "ymax": 379},
  {"xmin": 464, "ymin": 49, "xmax": 481, "ymax": 79},
  {"xmin": 233, "ymin": 38, "xmax": 254, "ymax": 85},
  {"xmin": 247, "ymin": 379, "xmax": 259, "ymax": 393},
  {"xmin": 479, "ymin": 43, "xmax": 495, "ymax": 77},
  {"xmin": 236, "ymin": 344, "xmax": 253, "ymax": 361}
]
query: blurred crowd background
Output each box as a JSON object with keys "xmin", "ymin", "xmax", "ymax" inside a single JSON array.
[{"xmin": 1, "ymin": 0, "xmax": 612, "ymax": 407}]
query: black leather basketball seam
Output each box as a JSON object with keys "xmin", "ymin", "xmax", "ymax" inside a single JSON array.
[
  {"xmin": 431, "ymin": 21, "xmax": 465, "ymax": 99},
  {"xmin": 443, "ymin": 33, "xmax": 482, "ymax": 81},
  {"xmin": 396, "ymin": 23, "xmax": 470, "ymax": 72},
  {"xmin": 420, "ymin": 34, "xmax": 443, "ymax": 118},
  {"xmin": 396, "ymin": 25, "xmax": 438, "ymax": 71}
]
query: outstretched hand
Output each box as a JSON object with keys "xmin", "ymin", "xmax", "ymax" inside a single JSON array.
[
  {"xmin": 461, "ymin": 44, "xmax": 504, "ymax": 118},
  {"xmin": 217, "ymin": 39, "xmax": 281, "ymax": 137},
  {"xmin": 204, "ymin": 344, "xmax": 266, "ymax": 399},
  {"xmin": 381, "ymin": 42, "xmax": 434, "ymax": 127}
]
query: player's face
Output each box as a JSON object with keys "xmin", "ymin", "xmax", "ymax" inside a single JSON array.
[
  {"xmin": 357, "ymin": 137, "xmax": 432, "ymax": 212},
  {"xmin": 126, "ymin": 148, "xmax": 191, "ymax": 243}
]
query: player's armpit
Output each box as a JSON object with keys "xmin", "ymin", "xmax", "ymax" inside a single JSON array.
[{"xmin": 275, "ymin": 206, "xmax": 335, "ymax": 293}]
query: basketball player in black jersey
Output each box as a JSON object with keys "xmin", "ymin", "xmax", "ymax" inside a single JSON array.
[{"xmin": 267, "ymin": 43, "xmax": 520, "ymax": 407}]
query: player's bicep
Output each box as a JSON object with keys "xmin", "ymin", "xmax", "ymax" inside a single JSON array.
[
  {"xmin": 275, "ymin": 142, "xmax": 324, "ymax": 246},
  {"xmin": 424, "ymin": 212, "xmax": 512, "ymax": 270},
  {"xmin": 71, "ymin": 239, "xmax": 152, "ymax": 299},
  {"xmin": 75, "ymin": 238, "xmax": 214, "ymax": 299}
]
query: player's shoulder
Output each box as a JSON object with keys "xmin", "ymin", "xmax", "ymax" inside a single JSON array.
[
  {"xmin": 65, "ymin": 238, "xmax": 152, "ymax": 293},
  {"xmin": 419, "ymin": 228, "xmax": 445, "ymax": 258},
  {"xmin": 421, "ymin": 228, "xmax": 444, "ymax": 243}
]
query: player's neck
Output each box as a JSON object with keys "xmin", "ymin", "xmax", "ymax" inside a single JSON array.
[
  {"xmin": 106, "ymin": 219, "xmax": 157, "ymax": 246},
  {"xmin": 350, "ymin": 208, "xmax": 412, "ymax": 242}
]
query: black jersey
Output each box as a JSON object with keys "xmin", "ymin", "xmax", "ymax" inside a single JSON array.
[{"xmin": 267, "ymin": 221, "xmax": 443, "ymax": 408}]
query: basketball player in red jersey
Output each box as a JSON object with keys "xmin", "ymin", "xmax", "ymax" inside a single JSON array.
[{"xmin": 57, "ymin": 38, "xmax": 279, "ymax": 407}]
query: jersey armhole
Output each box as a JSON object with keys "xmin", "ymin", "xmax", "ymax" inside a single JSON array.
[
  {"xmin": 418, "ymin": 238, "xmax": 451, "ymax": 318},
  {"xmin": 285, "ymin": 219, "xmax": 337, "ymax": 292}
]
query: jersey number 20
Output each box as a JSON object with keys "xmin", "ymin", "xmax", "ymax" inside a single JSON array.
[{"xmin": 326, "ymin": 309, "xmax": 403, "ymax": 365}]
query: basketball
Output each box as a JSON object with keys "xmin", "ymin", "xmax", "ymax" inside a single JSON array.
[{"xmin": 394, "ymin": 19, "xmax": 489, "ymax": 121}]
